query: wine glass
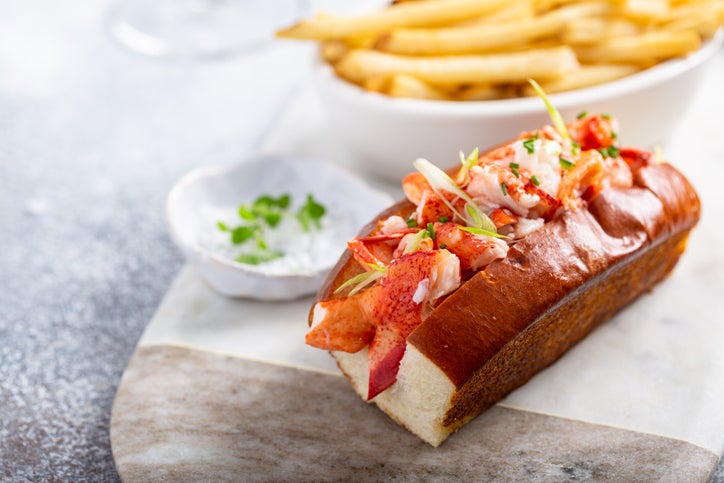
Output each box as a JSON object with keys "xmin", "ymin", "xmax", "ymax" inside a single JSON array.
[{"xmin": 109, "ymin": 0, "xmax": 306, "ymax": 59}]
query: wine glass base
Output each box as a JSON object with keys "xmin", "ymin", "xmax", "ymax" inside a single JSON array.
[{"xmin": 108, "ymin": 0, "xmax": 304, "ymax": 59}]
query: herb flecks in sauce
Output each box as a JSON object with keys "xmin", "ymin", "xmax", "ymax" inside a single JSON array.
[{"xmin": 219, "ymin": 193, "xmax": 327, "ymax": 265}]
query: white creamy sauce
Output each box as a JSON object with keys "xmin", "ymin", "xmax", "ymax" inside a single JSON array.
[{"xmin": 198, "ymin": 202, "xmax": 353, "ymax": 276}]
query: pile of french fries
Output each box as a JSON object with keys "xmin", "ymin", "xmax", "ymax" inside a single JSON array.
[{"xmin": 277, "ymin": 0, "xmax": 724, "ymax": 100}]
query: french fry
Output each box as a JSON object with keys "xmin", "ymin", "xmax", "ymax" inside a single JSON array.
[
  {"xmin": 362, "ymin": 75, "xmax": 392, "ymax": 94},
  {"xmin": 574, "ymin": 29, "xmax": 702, "ymax": 64},
  {"xmin": 455, "ymin": 84, "xmax": 513, "ymax": 101},
  {"xmin": 663, "ymin": 1, "xmax": 724, "ymax": 36},
  {"xmin": 335, "ymin": 47, "xmax": 579, "ymax": 86},
  {"xmin": 320, "ymin": 36, "xmax": 378, "ymax": 64},
  {"xmin": 375, "ymin": 18, "xmax": 560, "ymax": 55},
  {"xmin": 386, "ymin": 74, "xmax": 451, "ymax": 100},
  {"xmin": 280, "ymin": 0, "xmax": 724, "ymax": 100},
  {"xmin": 533, "ymin": 0, "xmax": 585, "ymax": 13},
  {"xmin": 619, "ymin": 0, "xmax": 671, "ymax": 22},
  {"xmin": 524, "ymin": 64, "xmax": 641, "ymax": 94},
  {"xmin": 563, "ymin": 17, "xmax": 641, "ymax": 44},
  {"xmin": 377, "ymin": 2, "xmax": 608, "ymax": 55},
  {"xmin": 320, "ymin": 40, "xmax": 349, "ymax": 64},
  {"xmin": 377, "ymin": 2, "xmax": 611, "ymax": 55},
  {"xmin": 452, "ymin": 1, "xmax": 536, "ymax": 27},
  {"xmin": 665, "ymin": 11, "xmax": 721, "ymax": 37},
  {"xmin": 276, "ymin": 0, "xmax": 510, "ymax": 41}
]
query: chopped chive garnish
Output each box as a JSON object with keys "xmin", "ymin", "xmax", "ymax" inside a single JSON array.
[
  {"xmin": 296, "ymin": 194, "xmax": 326, "ymax": 232},
  {"xmin": 264, "ymin": 212, "xmax": 282, "ymax": 227},
  {"xmin": 238, "ymin": 206, "xmax": 255, "ymax": 221},
  {"xmin": 611, "ymin": 131, "xmax": 618, "ymax": 140},
  {"xmin": 439, "ymin": 243, "xmax": 447, "ymax": 249},
  {"xmin": 509, "ymin": 162, "xmax": 520, "ymax": 178},
  {"xmin": 577, "ymin": 110, "xmax": 587, "ymax": 119},
  {"xmin": 601, "ymin": 113, "xmax": 611, "ymax": 119},
  {"xmin": 598, "ymin": 146, "xmax": 620, "ymax": 158},
  {"xmin": 406, "ymin": 218, "xmax": 418, "ymax": 228},
  {"xmin": 220, "ymin": 193, "xmax": 327, "ymax": 265},
  {"xmin": 531, "ymin": 175, "xmax": 541, "ymax": 186},
  {"xmin": 232, "ymin": 226, "xmax": 255, "ymax": 244},
  {"xmin": 571, "ymin": 141, "xmax": 581, "ymax": 155},
  {"xmin": 522, "ymin": 135, "xmax": 537, "ymax": 154},
  {"xmin": 427, "ymin": 222, "xmax": 436, "ymax": 239},
  {"xmin": 255, "ymin": 233, "xmax": 268, "ymax": 250},
  {"xmin": 559, "ymin": 158, "xmax": 575, "ymax": 170},
  {"xmin": 501, "ymin": 182, "xmax": 508, "ymax": 196},
  {"xmin": 236, "ymin": 251, "xmax": 283, "ymax": 265},
  {"xmin": 438, "ymin": 216, "xmax": 449, "ymax": 223}
]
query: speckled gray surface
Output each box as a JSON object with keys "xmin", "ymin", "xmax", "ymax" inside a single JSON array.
[
  {"xmin": 0, "ymin": 0, "xmax": 312, "ymax": 480},
  {"xmin": 1, "ymin": 1, "xmax": 724, "ymax": 481}
]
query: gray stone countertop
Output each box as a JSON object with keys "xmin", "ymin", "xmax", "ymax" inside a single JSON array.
[
  {"xmin": 0, "ymin": 0, "xmax": 313, "ymax": 479},
  {"xmin": 0, "ymin": 0, "xmax": 722, "ymax": 481}
]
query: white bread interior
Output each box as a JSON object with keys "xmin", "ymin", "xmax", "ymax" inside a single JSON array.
[{"xmin": 333, "ymin": 344, "xmax": 456, "ymax": 447}]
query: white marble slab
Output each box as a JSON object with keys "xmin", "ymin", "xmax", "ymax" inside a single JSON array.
[
  {"xmin": 112, "ymin": 345, "xmax": 719, "ymax": 481},
  {"xmin": 141, "ymin": 265, "xmax": 338, "ymax": 374},
  {"xmin": 139, "ymin": 49, "xmax": 724, "ymax": 456}
]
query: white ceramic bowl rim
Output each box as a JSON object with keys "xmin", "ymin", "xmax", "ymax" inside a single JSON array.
[{"xmin": 319, "ymin": 28, "xmax": 724, "ymax": 117}]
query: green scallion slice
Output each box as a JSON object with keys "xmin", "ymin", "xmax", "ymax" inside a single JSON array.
[
  {"xmin": 559, "ymin": 158, "xmax": 575, "ymax": 170},
  {"xmin": 528, "ymin": 79, "xmax": 570, "ymax": 142},
  {"xmin": 459, "ymin": 226, "xmax": 509, "ymax": 239}
]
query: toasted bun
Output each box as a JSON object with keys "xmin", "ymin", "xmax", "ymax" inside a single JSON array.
[{"xmin": 311, "ymin": 162, "xmax": 700, "ymax": 446}]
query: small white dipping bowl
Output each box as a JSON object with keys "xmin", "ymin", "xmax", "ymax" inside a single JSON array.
[
  {"xmin": 166, "ymin": 156, "xmax": 393, "ymax": 301},
  {"xmin": 317, "ymin": 29, "xmax": 723, "ymax": 181}
]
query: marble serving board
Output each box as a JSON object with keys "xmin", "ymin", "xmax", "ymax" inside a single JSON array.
[{"xmin": 111, "ymin": 61, "xmax": 724, "ymax": 481}]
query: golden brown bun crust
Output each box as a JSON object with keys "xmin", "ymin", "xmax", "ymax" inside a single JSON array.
[
  {"xmin": 310, "ymin": 161, "xmax": 700, "ymax": 433},
  {"xmin": 407, "ymin": 163, "xmax": 699, "ymax": 389},
  {"xmin": 441, "ymin": 223, "xmax": 693, "ymax": 429}
]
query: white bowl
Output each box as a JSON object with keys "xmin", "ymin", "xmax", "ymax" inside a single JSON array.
[
  {"xmin": 317, "ymin": 30, "xmax": 724, "ymax": 181},
  {"xmin": 165, "ymin": 156, "xmax": 393, "ymax": 301}
]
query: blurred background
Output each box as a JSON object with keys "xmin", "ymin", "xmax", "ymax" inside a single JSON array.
[
  {"xmin": 0, "ymin": 0, "xmax": 324, "ymax": 479},
  {"xmin": 0, "ymin": 0, "xmax": 722, "ymax": 480}
]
